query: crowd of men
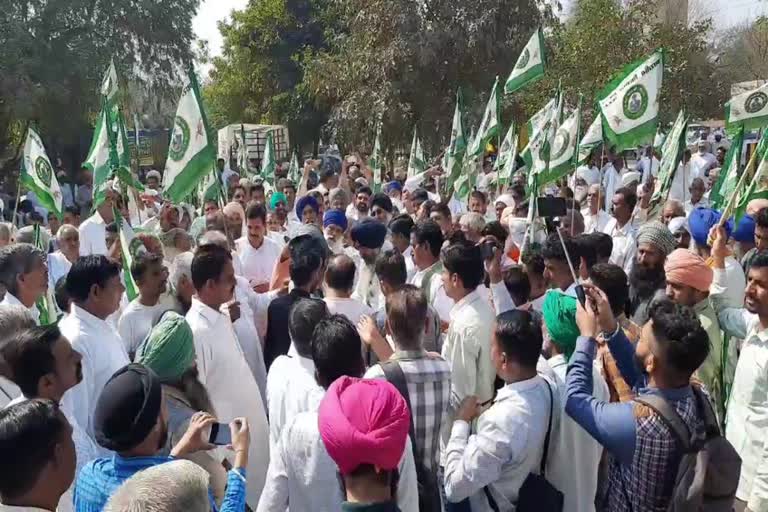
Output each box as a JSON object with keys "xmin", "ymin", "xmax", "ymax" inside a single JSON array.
[{"xmin": 0, "ymin": 134, "xmax": 767, "ymax": 512}]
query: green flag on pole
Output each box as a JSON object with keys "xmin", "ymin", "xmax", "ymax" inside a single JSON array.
[
  {"xmin": 407, "ymin": 128, "xmax": 426, "ymax": 178},
  {"xmin": 725, "ymin": 82, "xmax": 768, "ymax": 135},
  {"xmin": 466, "ymin": 77, "xmax": 501, "ymax": 158},
  {"xmin": 598, "ymin": 49, "xmax": 664, "ymax": 151},
  {"xmin": 649, "ymin": 110, "xmax": 688, "ymax": 207},
  {"xmin": 101, "ymin": 59, "xmax": 119, "ymax": 111},
  {"xmin": 84, "ymin": 107, "xmax": 113, "ymax": 209},
  {"xmin": 577, "ymin": 115, "xmax": 603, "ymax": 164},
  {"xmin": 538, "ymin": 106, "xmax": 580, "ymax": 186},
  {"xmin": 162, "ymin": 68, "xmax": 216, "ymax": 203},
  {"xmin": 114, "ymin": 208, "xmax": 144, "ymax": 301},
  {"xmin": 734, "ymin": 136, "xmax": 768, "ymax": 222},
  {"xmin": 710, "ymin": 126, "xmax": 745, "ymax": 210},
  {"xmin": 261, "ymin": 131, "xmax": 276, "ymax": 187},
  {"xmin": 496, "ymin": 123, "xmax": 519, "ymax": 187},
  {"xmin": 32, "ymin": 225, "xmax": 56, "ymax": 325},
  {"xmin": 288, "ymin": 152, "xmax": 301, "ymax": 184},
  {"xmin": 504, "ymin": 28, "xmax": 547, "ymax": 94},
  {"xmin": 522, "ymin": 93, "xmax": 560, "ymax": 177},
  {"xmin": 21, "ymin": 127, "xmax": 63, "ymax": 220},
  {"xmin": 445, "ymin": 90, "xmax": 468, "ymax": 195},
  {"xmin": 370, "ymin": 121, "xmax": 383, "ymax": 193}
]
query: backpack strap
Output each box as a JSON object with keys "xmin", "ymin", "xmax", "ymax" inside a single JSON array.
[
  {"xmin": 540, "ymin": 379, "xmax": 555, "ymax": 474},
  {"xmin": 634, "ymin": 394, "xmax": 692, "ymax": 451},
  {"xmin": 380, "ymin": 360, "xmax": 417, "ymax": 449},
  {"xmin": 690, "ymin": 386, "xmax": 721, "ymax": 438}
]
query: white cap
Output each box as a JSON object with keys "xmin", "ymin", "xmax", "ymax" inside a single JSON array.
[{"xmin": 668, "ymin": 216, "xmax": 689, "ymax": 235}]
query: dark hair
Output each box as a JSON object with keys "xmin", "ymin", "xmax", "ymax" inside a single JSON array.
[
  {"xmin": 589, "ymin": 232, "xmax": 614, "ymax": 261},
  {"xmin": 289, "ymin": 299, "xmax": 329, "ymax": 358},
  {"xmin": 232, "ymin": 184, "xmax": 246, "ymax": 196},
  {"xmin": 389, "ymin": 215, "xmax": 414, "ymax": 240},
  {"xmin": 470, "ymin": 190, "xmax": 487, "ymax": 204},
  {"xmin": 356, "ymin": 186, "xmax": 373, "ymax": 197},
  {"xmin": 54, "ymin": 276, "xmax": 70, "ymax": 313},
  {"xmin": 385, "ymin": 285, "xmax": 427, "ymax": 350},
  {"xmin": 588, "ymin": 263, "xmax": 628, "ymax": 317},
  {"xmin": 430, "ymin": 202, "xmax": 451, "ymax": 220},
  {"xmin": 756, "ymin": 207, "xmax": 768, "ymax": 229},
  {"xmin": 521, "ymin": 248, "xmax": 545, "ymax": 276},
  {"xmin": 648, "ymin": 299, "xmax": 709, "ymax": 378},
  {"xmin": 130, "ymin": 252, "xmax": 164, "ymax": 283},
  {"xmin": 325, "ymin": 254, "xmax": 357, "ymax": 292},
  {"xmin": 411, "ymin": 189, "xmax": 429, "ymax": 205},
  {"xmin": 63, "ymin": 206, "xmax": 80, "ymax": 218},
  {"xmin": 191, "ymin": 244, "xmax": 232, "ymax": 290},
  {"xmin": 375, "ymin": 250, "xmax": 407, "ymax": 288},
  {"xmin": 494, "ymin": 310, "xmax": 542, "ymax": 369},
  {"xmin": 371, "ymin": 193, "xmax": 393, "ymax": 213},
  {"xmin": 503, "ymin": 266, "xmax": 531, "ymax": 306},
  {"xmin": 282, "ymin": 181, "xmax": 297, "ymax": 193},
  {"xmin": 105, "ymin": 222, "xmax": 118, "ymax": 235},
  {"xmin": 574, "ymin": 234, "xmax": 598, "ymax": 269},
  {"xmin": 311, "ymin": 315, "xmax": 365, "ymax": 388},
  {"xmin": 289, "ymin": 243, "xmax": 323, "ymax": 287},
  {"xmin": 66, "ymin": 255, "xmax": 121, "ymax": 302},
  {"xmin": 482, "ymin": 221, "xmax": 508, "ymax": 244},
  {"xmin": 615, "ymin": 186, "xmax": 638, "ymax": 210},
  {"xmin": 0, "ymin": 399, "xmax": 67, "ymax": 499},
  {"xmin": 542, "ymin": 233, "xmax": 580, "ymax": 264},
  {"xmin": 245, "ymin": 203, "xmax": 267, "ymax": 222},
  {"xmin": 750, "ymin": 250, "xmax": 768, "ymax": 269},
  {"xmin": 1, "ymin": 326, "xmax": 61, "ymax": 397},
  {"xmin": 442, "ymin": 241, "xmax": 484, "ymax": 290},
  {"xmin": 412, "ymin": 220, "xmax": 444, "ymax": 258}
]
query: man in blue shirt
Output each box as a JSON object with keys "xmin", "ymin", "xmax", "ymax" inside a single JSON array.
[
  {"xmin": 566, "ymin": 286, "xmax": 710, "ymax": 511},
  {"xmin": 73, "ymin": 363, "xmax": 249, "ymax": 512}
]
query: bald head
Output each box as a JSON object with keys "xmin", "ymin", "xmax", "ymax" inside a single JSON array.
[
  {"xmin": 662, "ymin": 200, "xmax": 685, "ymax": 225},
  {"xmin": 324, "ymin": 254, "xmax": 357, "ymax": 294}
]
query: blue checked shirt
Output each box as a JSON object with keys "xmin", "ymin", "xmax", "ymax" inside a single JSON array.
[{"xmin": 73, "ymin": 454, "xmax": 247, "ymax": 512}]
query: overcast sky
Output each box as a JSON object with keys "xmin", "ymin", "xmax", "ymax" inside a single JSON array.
[{"xmin": 193, "ymin": 0, "xmax": 768, "ymax": 61}]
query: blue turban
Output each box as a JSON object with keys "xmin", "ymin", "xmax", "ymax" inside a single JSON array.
[
  {"xmin": 688, "ymin": 207, "xmax": 733, "ymax": 248},
  {"xmin": 385, "ymin": 181, "xmax": 402, "ymax": 193},
  {"xmin": 732, "ymin": 215, "xmax": 756, "ymax": 243},
  {"xmin": 324, "ymin": 208, "xmax": 348, "ymax": 231},
  {"xmin": 296, "ymin": 195, "xmax": 320, "ymax": 220},
  {"xmin": 350, "ymin": 219, "xmax": 387, "ymax": 249}
]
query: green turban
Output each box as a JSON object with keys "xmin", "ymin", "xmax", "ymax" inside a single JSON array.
[
  {"xmin": 270, "ymin": 191, "xmax": 287, "ymax": 210},
  {"xmin": 542, "ymin": 290, "xmax": 579, "ymax": 359},
  {"xmin": 136, "ymin": 312, "xmax": 195, "ymax": 383}
]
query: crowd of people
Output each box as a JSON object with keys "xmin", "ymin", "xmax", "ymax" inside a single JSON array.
[{"xmin": 0, "ymin": 135, "xmax": 766, "ymax": 512}]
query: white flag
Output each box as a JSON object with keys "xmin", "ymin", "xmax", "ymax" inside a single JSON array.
[
  {"xmin": 21, "ymin": 128, "xmax": 63, "ymax": 219},
  {"xmin": 466, "ymin": 78, "xmax": 501, "ymax": 158},
  {"xmin": 541, "ymin": 108, "xmax": 580, "ymax": 184},
  {"xmin": 577, "ymin": 116, "xmax": 603, "ymax": 164},
  {"xmin": 83, "ymin": 108, "xmax": 113, "ymax": 208},
  {"xmin": 101, "ymin": 59, "xmax": 119, "ymax": 107},
  {"xmin": 505, "ymin": 28, "xmax": 546, "ymax": 94},
  {"xmin": 725, "ymin": 81, "xmax": 768, "ymax": 134},
  {"xmin": 598, "ymin": 50, "xmax": 663, "ymax": 151}
]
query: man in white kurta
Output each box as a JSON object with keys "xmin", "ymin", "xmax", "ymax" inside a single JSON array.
[
  {"xmin": 79, "ymin": 208, "xmax": 111, "ymax": 256},
  {"xmin": 237, "ymin": 216, "xmax": 282, "ymax": 292}
]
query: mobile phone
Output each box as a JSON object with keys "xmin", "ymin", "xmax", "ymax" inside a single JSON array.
[
  {"xmin": 208, "ymin": 422, "xmax": 232, "ymax": 446},
  {"xmin": 536, "ymin": 196, "xmax": 567, "ymax": 218},
  {"xmin": 480, "ymin": 240, "xmax": 497, "ymax": 260}
]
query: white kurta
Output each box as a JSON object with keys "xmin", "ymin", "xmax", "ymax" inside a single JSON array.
[
  {"xmin": 48, "ymin": 251, "xmax": 73, "ymax": 291},
  {"xmin": 410, "ymin": 262, "xmax": 454, "ymax": 322},
  {"xmin": 232, "ymin": 276, "xmax": 269, "ymax": 408},
  {"xmin": 581, "ymin": 209, "xmax": 612, "ymax": 235},
  {"xmin": 60, "ymin": 305, "xmax": 130, "ymax": 456},
  {"xmin": 186, "ymin": 298, "xmax": 270, "ymax": 509},
  {"xmin": 237, "ymin": 236, "xmax": 282, "ymax": 287},
  {"xmin": 603, "ymin": 217, "xmax": 638, "ymax": 276},
  {"xmin": 78, "ymin": 211, "xmax": 108, "ymax": 256},
  {"xmin": 323, "ymin": 296, "xmax": 375, "ymax": 326},
  {"xmin": 117, "ymin": 299, "xmax": 174, "ymax": 357},
  {"xmin": 0, "ymin": 293, "xmax": 40, "ymax": 325}
]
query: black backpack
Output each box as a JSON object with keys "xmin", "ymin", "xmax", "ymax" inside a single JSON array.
[{"xmin": 634, "ymin": 386, "xmax": 742, "ymax": 512}]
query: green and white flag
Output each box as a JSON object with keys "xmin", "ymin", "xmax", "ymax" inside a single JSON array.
[
  {"xmin": 522, "ymin": 94, "xmax": 560, "ymax": 175},
  {"xmin": 453, "ymin": 155, "xmax": 479, "ymax": 200},
  {"xmin": 725, "ymin": 81, "xmax": 768, "ymax": 134},
  {"xmin": 527, "ymin": 98, "xmax": 558, "ymax": 140},
  {"xmin": 710, "ymin": 126, "xmax": 744, "ymax": 210},
  {"xmin": 467, "ymin": 78, "xmax": 501, "ymax": 158},
  {"xmin": 84, "ymin": 107, "xmax": 113, "ymax": 209},
  {"xmin": 505, "ymin": 28, "xmax": 546, "ymax": 94},
  {"xmin": 261, "ymin": 131, "xmax": 276, "ymax": 186},
  {"xmin": 598, "ymin": 50, "xmax": 663, "ymax": 151},
  {"xmin": 650, "ymin": 110, "xmax": 688, "ymax": 206},
  {"xmin": 101, "ymin": 59, "xmax": 119, "ymax": 110},
  {"xmin": 496, "ymin": 124, "xmax": 519, "ymax": 186},
  {"xmin": 539, "ymin": 107, "xmax": 580, "ymax": 186},
  {"xmin": 288, "ymin": 152, "xmax": 301, "ymax": 184},
  {"xmin": 114, "ymin": 208, "xmax": 145, "ymax": 301},
  {"xmin": 445, "ymin": 90, "xmax": 468, "ymax": 194},
  {"xmin": 370, "ymin": 121, "xmax": 383, "ymax": 193},
  {"xmin": 407, "ymin": 129, "xmax": 426, "ymax": 178},
  {"xmin": 577, "ymin": 116, "xmax": 602, "ymax": 164},
  {"xmin": 162, "ymin": 69, "xmax": 216, "ymax": 202},
  {"xmin": 21, "ymin": 127, "xmax": 63, "ymax": 220},
  {"xmin": 32, "ymin": 225, "xmax": 56, "ymax": 325},
  {"xmin": 734, "ymin": 135, "xmax": 768, "ymax": 222}
]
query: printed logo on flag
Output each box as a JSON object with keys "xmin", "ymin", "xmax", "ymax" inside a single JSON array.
[
  {"xmin": 551, "ymin": 129, "xmax": 570, "ymax": 161},
  {"xmin": 622, "ymin": 84, "xmax": 649, "ymax": 120},
  {"xmin": 35, "ymin": 157, "xmax": 53, "ymax": 188},
  {"xmin": 517, "ymin": 49, "xmax": 530, "ymax": 69},
  {"xmin": 169, "ymin": 116, "xmax": 191, "ymax": 162},
  {"xmin": 128, "ymin": 238, "xmax": 147, "ymax": 259},
  {"xmin": 745, "ymin": 91, "xmax": 768, "ymax": 114}
]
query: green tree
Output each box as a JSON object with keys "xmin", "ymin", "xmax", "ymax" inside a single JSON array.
[
  {"xmin": 204, "ymin": 0, "xmax": 332, "ymax": 152},
  {"xmin": 0, "ymin": 0, "xmax": 201, "ymax": 173}
]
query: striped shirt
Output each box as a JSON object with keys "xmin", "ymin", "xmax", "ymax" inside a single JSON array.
[{"xmin": 73, "ymin": 454, "xmax": 247, "ymax": 512}]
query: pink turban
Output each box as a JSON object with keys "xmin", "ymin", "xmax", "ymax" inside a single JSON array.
[
  {"xmin": 664, "ymin": 248, "xmax": 713, "ymax": 292},
  {"xmin": 318, "ymin": 376, "xmax": 410, "ymax": 475}
]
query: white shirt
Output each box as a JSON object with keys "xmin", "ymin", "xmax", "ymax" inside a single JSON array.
[
  {"xmin": 638, "ymin": 156, "xmax": 660, "ymax": 183},
  {"xmin": 581, "ymin": 208, "xmax": 611, "ymax": 235},
  {"xmin": 603, "ymin": 217, "xmax": 637, "ymax": 275},
  {"xmin": 411, "ymin": 261, "xmax": 454, "ymax": 322},
  {"xmin": 117, "ymin": 299, "xmax": 174, "ymax": 357},
  {"xmin": 237, "ymin": 236, "xmax": 282, "ymax": 287},
  {"xmin": 186, "ymin": 298, "xmax": 270, "ymax": 508},
  {"xmin": 265, "ymin": 345, "xmax": 324, "ymax": 450},
  {"xmin": 573, "ymin": 165, "xmax": 601, "ymax": 187},
  {"xmin": 256, "ymin": 411, "xmax": 419, "ymax": 512},
  {"xmin": 443, "ymin": 376, "xmax": 557, "ymax": 511},
  {"xmin": 402, "ymin": 245, "xmax": 416, "ymax": 282},
  {"xmin": 345, "ymin": 203, "xmax": 368, "ymax": 223},
  {"xmin": 669, "ymin": 162, "xmax": 694, "ymax": 203},
  {"xmin": 60, "ymin": 305, "xmax": 130, "ymax": 456},
  {"xmin": 547, "ymin": 355, "xmax": 608, "ymax": 512},
  {"xmin": 684, "ymin": 196, "xmax": 711, "ymax": 215},
  {"xmin": 710, "ymin": 270, "xmax": 768, "ymax": 511},
  {"xmin": 324, "ymin": 296, "xmax": 375, "ymax": 325},
  {"xmin": 601, "ymin": 164, "xmax": 624, "ymax": 212},
  {"xmin": 349, "ymin": 250, "xmax": 384, "ymax": 311},
  {"xmin": 47, "ymin": 251, "xmax": 73, "ymax": 291},
  {"xmin": 231, "ymin": 276, "xmax": 269, "ymax": 407},
  {"xmin": 690, "ymin": 151, "xmax": 717, "ymax": 180},
  {"xmin": 78, "ymin": 211, "xmax": 108, "ymax": 256},
  {"xmin": 0, "ymin": 293, "xmax": 40, "ymax": 325}
]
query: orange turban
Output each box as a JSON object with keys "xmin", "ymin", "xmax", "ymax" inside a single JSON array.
[{"xmin": 664, "ymin": 248, "xmax": 713, "ymax": 292}]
